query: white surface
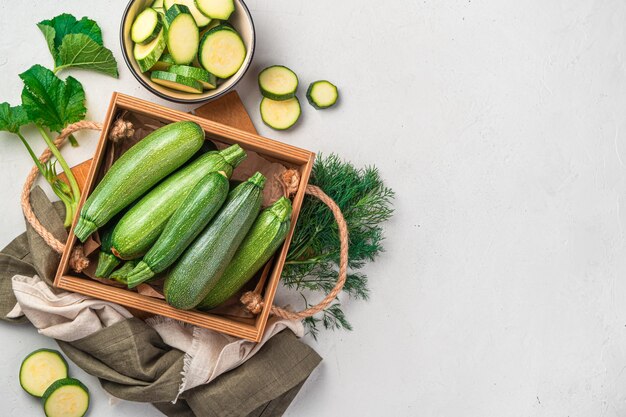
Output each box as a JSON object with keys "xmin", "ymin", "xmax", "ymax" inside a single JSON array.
[{"xmin": 1, "ymin": 0, "xmax": 626, "ymax": 416}]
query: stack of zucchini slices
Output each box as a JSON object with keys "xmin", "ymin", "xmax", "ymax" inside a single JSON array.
[
  {"xmin": 20, "ymin": 349, "xmax": 90, "ymax": 417},
  {"xmin": 258, "ymin": 65, "xmax": 339, "ymax": 130},
  {"xmin": 131, "ymin": 0, "xmax": 247, "ymax": 94}
]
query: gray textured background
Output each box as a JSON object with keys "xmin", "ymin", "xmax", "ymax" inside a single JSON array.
[{"xmin": 2, "ymin": 0, "xmax": 626, "ymax": 416}]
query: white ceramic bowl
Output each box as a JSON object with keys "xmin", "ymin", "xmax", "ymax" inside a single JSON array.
[{"xmin": 120, "ymin": 0, "xmax": 255, "ymax": 103}]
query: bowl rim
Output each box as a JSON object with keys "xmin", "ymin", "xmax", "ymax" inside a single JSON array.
[{"xmin": 120, "ymin": 0, "xmax": 256, "ymax": 104}]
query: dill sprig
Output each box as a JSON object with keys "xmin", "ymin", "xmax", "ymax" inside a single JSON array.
[{"xmin": 282, "ymin": 154, "xmax": 394, "ymax": 337}]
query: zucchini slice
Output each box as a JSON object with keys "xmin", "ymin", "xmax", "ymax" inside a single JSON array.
[
  {"xmin": 42, "ymin": 378, "xmax": 90, "ymax": 417},
  {"xmin": 134, "ymin": 28, "xmax": 166, "ymax": 72},
  {"xmin": 306, "ymin": 80, "xmax": 339, "ymax": 109},
  {"xmin": 153, "ymin": 0, "xmax": 165, "ymax": 8},
  {"xmin": 164, "ymin": 0, "xmax": 211, "ymax": 27},
  {"xmin": 195, "ymin": 0, "xmax": 235, "ymax": 20},
  {"xmin": 151, "ymin": 70, "xmax": 203, "ymax": 93},
  {"xmin": 165, "ymin": 5, "xmax": 200, "ymax": 64},
  {"xmin": 258, "ymin": 65, "xmax": 298, "ymax": 101},
  {"xmin": 131, "ymin": 7, "xmax": 163, "ymax": 44},
  {"xmin": 150, "ymin": 53, "xmax": 176, "ymax": 71},
  {"xmin": 19, "ymin": 349, "xmax": 69, "ymax": 398},
  {"xmin": 169, "ymin": 64, "xmax": 217, "ymax": 89},
  {"xmin": 199, "ymin": 27, "xmax": 246, "ymax": 78},
  {"xmin": 260, "ymin": 97, "xmax": 301, "ymax": 130}
]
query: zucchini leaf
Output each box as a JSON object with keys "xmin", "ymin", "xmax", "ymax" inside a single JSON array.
[
  {"xmin": 37, "ymin": 13, "xmax": 118, "ymax": 77},
  {"xmin": 0, "ymin": 103, "xmax": 29, "ymax": 133},
  {"xmin": 19, "ymin": 65, "xmax": 86, "ymax": 132},
  {"xmin": 58, "ymin": 34, "xmax": 119, "ymax": 77}
]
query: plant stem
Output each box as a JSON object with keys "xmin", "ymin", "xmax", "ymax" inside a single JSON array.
[
  {"xmin": 52, "ymin": 184, "xmax": 74, "ymax": 227},
  {"xmin": 36, "ymin": 125, "xmax": 80, "ymax": 213},
  {"xmin": 16, "ymin": 132, "xmax": 46, "ymax": 174},
  {"xmin": 67, "ymin": 134, "xmax": 79, "ymax": 147}
]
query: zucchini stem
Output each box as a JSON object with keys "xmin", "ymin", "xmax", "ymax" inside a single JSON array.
[{"xmin": 36, "ymin": 125, "xmax": 81, "ymax": 221}]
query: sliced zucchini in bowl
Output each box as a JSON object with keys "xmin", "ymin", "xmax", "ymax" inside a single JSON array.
[
  {"xmin": 195, "ymin": 0, "xmax": 235, "ymax": 20},
  {"xmin": 134, "ymin": 28, "xmax": 166, "ymax": 72},
  {"xmin": 19, "ymin": 349, "xmax": 69, "ymax": 398},
  {"xmin": 42, "ymin": 378, "xmax": 90, "ymax": 417},
  {"xmin": 131, "ymin": 7, "xmax": 163, "ymax": 44},
  {"xmin": 164, "ymin": 0, "xmax": 212, "ymax": 27},
  {"xmin": 151, "ymin": 70, "xmax": 203, "ymax": 93},
  {"xmin": 169, "ymin": 65, "xmax": 217, "ymax": 89},
  {"xmin": 260, "ymin": 97, "xmax": 301, "ymax": 130},
  {"xmin": 165, "ymin": 4, "xmax": 199, "ymax": 64},
  {"xmin": 306, "ymin": 80, "xmax": 339, "ymax": 109},
  {"xmin": 199, "ymin": 26, "xmax": 246, "ymax": 78},
  {"xmin": 150, "ymin": 53, "xmax": 176, "ymax": 71},
  {"xmin": 258, "ymin": 65, "xmax": 298, "ymax": 101}
]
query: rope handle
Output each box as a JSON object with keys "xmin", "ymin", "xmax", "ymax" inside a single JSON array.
[{"xmin": 22, "ymin": 121, "xmax": 348, "ymax": 320}]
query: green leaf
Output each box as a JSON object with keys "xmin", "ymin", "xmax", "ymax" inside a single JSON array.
[
  {"xmin": 20, "ymin": 65, "xmax": 86, "ymax": 132},
  {"xmin": 38, "ymin": 14, "xmax": 103, "ymax": 60},
  {"xmin": 57, "ymin": 34, "xmax": 119, "ymax": 77},
  {"xmin": 0, "ymin": 103, "xmax": 29, "ymax": 133},
  {"xmin": 37, "ymin": 13, "xmax": 117, "ymax": 78}
]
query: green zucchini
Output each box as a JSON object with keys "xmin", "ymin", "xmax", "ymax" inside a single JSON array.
[
  {"xmin": 258, "ymin": 66, "xmax": 298, "ymax": 101},
  {"xmin": 165, "ymin": 0, "xmax": 212, "ymax": 27},
  {"xmin": 74, "ymin": 121, "xmax": 204, "ymax": 242},
  {"xmin": 111, "ymin": 145, "xmax": 246, "ymax": 259},
  {"xmin": 165, "ymin": 4, "xmax": 199, "ymax": 64},
  {"xmin": 199, "ymin": 196, "xmax": 292, "ymax": 310},
  {"xmin": 95, "ymin": 221, "xmax": 121, "ymax": 278},
  {"xmin": 198, "ymin": 26, "xmax": 246, "ymax": 78},
  {"xmin": 150, "ymin": 53, "xmax": 176, "ymax": 71},
  {"xmin": 306, "ymin": 80, "xmax": 339, "ymax": 109},
  {"xmin": 133, "ymin": 28, "xmax": 166, "ymax": 72},
  {"xmin": 169, "ymin": 64, "xmax": 217, "ymax": 89},
  {"xmin": 195, "ymin": 0, "xmax": 235, "ymax": 20},
  {"xmin": 19, "ymin": 349, "xmax": 69, "ymax": 398},
  {"xmin": 164, "ymin": 172, "xmax": 266, "ymax": 310},
  {"xmin": 109, "ymin": 260, "xmax": 140, "ymax": 285},
  {"xmin": 131, "ymin": 7, "xmax": 163, "ymax": 44},
  {"xmin": 260, "ymin": 97, "xmax": 301, "ymax": 130},
  {"xmin": 126, "ymin": 171, "xmax": 229, "ymax": 288},
  {"xmin": 151, "ymin": 71, "xmax": 203, "ymax": 93},
  {"xmin": 42, "ymin": 378, "xmax": 89, "ymax": 417}
]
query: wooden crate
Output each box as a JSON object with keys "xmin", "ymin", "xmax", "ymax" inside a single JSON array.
[{"xmin": 54, "ymin": 92, "xmax": 315, "ymax": 342}]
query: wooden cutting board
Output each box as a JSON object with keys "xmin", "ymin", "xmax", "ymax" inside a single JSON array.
[{"xmin": 60, "ymin": 91, "xmax": 257, "ymax": 187}]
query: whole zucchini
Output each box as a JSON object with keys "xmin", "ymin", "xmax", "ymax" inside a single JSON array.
[
  {"xmin": 111, "ymin": 144, "xmax": 246, "ymax": 259},
  {"xmin": 164, "ymin": 172, "xmax": 266, "ymax": 310},
  {"xmin": 126, "ymin": 171, "xmax": 230, "ymax": 288},
  {"xmin": 74, "ymin": 121, "xmax": 205, "ymax": 242},
  {"xmin": 94, "ymin": 222, "xmax": 121, "ymax": 278},
  {"xmin": 198, "ymin": 196, "xmax": 292, "ymax": 310}
]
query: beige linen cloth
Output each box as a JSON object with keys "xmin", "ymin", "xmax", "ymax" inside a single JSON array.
[{"xmin": 8, "ymin": 274, "xmax": 303, "ymax": 401}]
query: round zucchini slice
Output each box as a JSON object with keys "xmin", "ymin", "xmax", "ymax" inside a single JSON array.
[
  {"xmin": 260, "ymin": 97, "xmax": 301, "ymax": 130},
  {"xmin": 195, "ymin": 0, "xmax": 235, "ymax": 20},
  {"xmin": 131, "ymin": 7, "xmax": 163, "ymax": 44},
  {"xmin": 306, "ymin": 80, "xmax": 339, "ymax": 109},
  {"xmin": 19, "ymin": 349, "xmax": 69, "ymax": 398},
  {"xmin": 42, "ymin": 378, "xmax": 90, "ymax": 417},
  {"xmin": 165, "ymin": 4, "xmax": 200, "ymax": 64},
  {"xmin": 198, "ymin": 28, "xmax": 246, "ymax": 78},
  {"xmin": 258, "ymin": 65, "xmax": 298, "ymax": 101},
  {"xmin": 169, "ymin": 64, "xmax": 217, "ymax": 89},
  {"xmin": 134, "ymin": 29, "xmax": 166, "ymax": 72},
  {"xmin": 151, "ymin": 71, "xmax": 204, "ymax": 93}
]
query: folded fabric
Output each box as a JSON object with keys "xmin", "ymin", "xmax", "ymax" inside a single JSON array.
[
  {"xmin": 0, "ymin": 187, "xmax": 321, "ymax": 416},
  {"xmin": 148, "ymin": 316, "xmax": 303, "ymax": 400}
]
